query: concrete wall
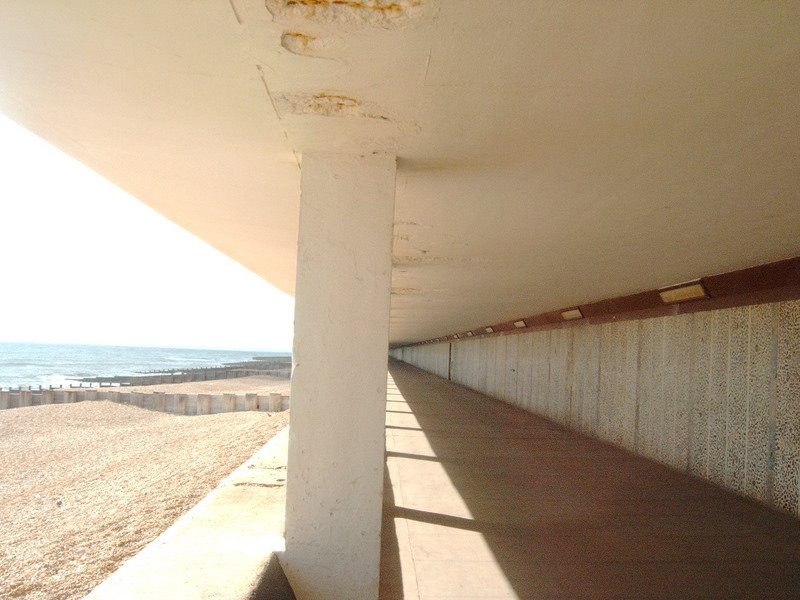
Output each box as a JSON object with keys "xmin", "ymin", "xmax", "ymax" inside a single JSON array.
[
  {"xmin": 396, "ymin": 342, "xmax": 450, "ymax": 379},
  {"xmin": 391, "ymin": 299, "xmax": 800, "ymax": 517},
  {"xmin": 0, "ymin": 389, "xmax": 290, "ymax": 415}
]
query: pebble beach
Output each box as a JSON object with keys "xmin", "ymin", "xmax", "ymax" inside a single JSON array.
[{"xmin": 0, "ymin": 390, "xmax": 289, "ymax": 599}]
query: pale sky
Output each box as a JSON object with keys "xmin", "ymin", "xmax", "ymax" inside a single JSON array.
[{"xmin": 0, "ymin": 114, "xmax": 294, "ymax": 351}]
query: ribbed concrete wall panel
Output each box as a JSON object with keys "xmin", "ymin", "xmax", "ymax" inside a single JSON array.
[
  {"xmin": 534, "ymin": 331, "xmax": 551, "ymax": 417},
  {"xmin": 707, "ymin": 310, "xmax": 730, "ymax": 486},
  {"xmin": 597, "ymin": 321, "xmax": 639, "ymax": 451},
  {"xmin": 579, "ymin": 325, "xmax": 601, "ymax": 435},
  {"xmin": 493, "ymin": 336, "xmax": 504, "ymax": 400},
  {"xmin": 492, "ymin": 336, "xmax": 503, "ymax": 401},
  {"xmin": 725, "ymin": 306, "xmax": 750, "ymax": 494},
  {"xmin": 505, "ymin": 335, "xmax": 519, "ymax": 406},
  {"xmin": 689, "ymin": 311, "xmax": 711, "ymax": 479},
  {"xmin": 775, "ymin": 301, "xmax": 800, "ymax": 514},
  {"xmin": 746, "ymin": 303, "xmax": 777, "ymax": 503},
  {"xmin": 548, "ymin": 328, "xmax": 571, "ymax": 426},
  {"xmin": 494, "ymin": 336, "xmax": 505, "ymax": 401},
  {"xmin": 668, "ymin": 314, "xmax": 693, "ymax": 471},
  {"xmin": 569, "ymin": 326, "xmax": 590, "ymax": 432},
  {"xmin": 517, "ymin": 334, "xmax": 533, "ymax": 411},
  {"xmin": 637, "ymin": 318, "xmax": 663, "ymax": 461},
  {"xmin": 597, "ymin": 322, "xmax": 619, "ymax": 444},
  {"xmin": 483, "ymin": 337, "xmax": 495, "ymax": 399}
]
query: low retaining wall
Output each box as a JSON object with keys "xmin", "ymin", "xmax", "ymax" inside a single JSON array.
[
  {"xmin": 86, "ymin": 427, "xmax": 294, "ymax": 599},
  {"xmin": 0, "ymin": 389, "xmax": 290, "ymax": 414}
]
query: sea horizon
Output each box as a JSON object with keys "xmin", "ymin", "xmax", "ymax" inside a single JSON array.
[{"xmin": 0, "ymin": 341, "xmax": 291, "ymax": 389}]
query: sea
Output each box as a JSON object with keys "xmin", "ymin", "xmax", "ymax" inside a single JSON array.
[{"xmin": 0, "ymin": 342, "xmax": 289, "ymax": 389}]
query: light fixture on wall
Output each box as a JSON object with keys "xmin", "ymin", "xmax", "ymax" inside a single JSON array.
[
  {"xmin": 466, "ymin": 331, "xmax": 473, "ymax": 336},
  {"xmin": 561, "ymin": 308, "xmax": 583, "ymax": 320},
  {"xmin": 513, "ymin": 320, "xmax": 526, "ymax": 328},
  {"xmin": 485, "ymin": 327, "xmax": 494, "ymax": 333},
  {"xmin": 659, "ymin": 280, "xmax": 707, "ymax": 304}
]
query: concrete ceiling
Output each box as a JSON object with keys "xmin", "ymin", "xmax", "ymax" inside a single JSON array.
[{"xmin": 1, "ymin": 1, "xmax": 798, "ymax": 345}]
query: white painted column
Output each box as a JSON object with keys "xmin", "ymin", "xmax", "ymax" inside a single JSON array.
[{"xmin": 282, "ymin": 153, "xmax": 395, "ymax": 600}]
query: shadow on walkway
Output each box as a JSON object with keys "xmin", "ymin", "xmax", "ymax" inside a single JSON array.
[{"xmin": 380, "ymin": 361, "xmax": 800, "ymax": 599}]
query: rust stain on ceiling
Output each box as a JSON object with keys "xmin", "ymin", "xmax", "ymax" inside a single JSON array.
[
  {"xmin": 276, "ymin": 91, "xmax": 390, "ymax": 120},
  {"xmin": 280, "ymin": 32, "xmax": 325, "ymax": 55},
  {"xmin": 266, "ymin": 0, "xmax": 423, "ymax": 26}
]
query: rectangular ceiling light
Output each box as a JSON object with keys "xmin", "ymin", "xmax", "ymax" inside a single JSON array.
[
  {"xmin": 485, "ymin": 327, "xmax": 494, "ymax": 333},
  {"xmin": 561, "ymin": 308, "xmax": 583, "ymax": 320},
  {"xmin": 659, "ymin": 281, "xmax": 707, "ymax": 304},
  {"xmin": 514, "ymin": 320, "xmax": 526, "ymax": 328},
  {"xmin": 466, "ymin": 331, "xmax": 473, "ymax": 336}
]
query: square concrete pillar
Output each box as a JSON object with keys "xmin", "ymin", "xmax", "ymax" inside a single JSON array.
[
  {"xmin": 223, "ymin": 393, "xmax": 236, "ymax": 413},
  {"xmin": 283, "ymin": 153, "xmax": 395, "ymax": 600},
  {"xmin": 244, "ymin": 393, "xmax": 258, "ymax": 411}
]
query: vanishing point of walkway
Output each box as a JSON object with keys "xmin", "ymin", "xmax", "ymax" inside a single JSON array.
[{"xmin": 381, "ymin": 362, "xmax": 800, "ymax": 599}]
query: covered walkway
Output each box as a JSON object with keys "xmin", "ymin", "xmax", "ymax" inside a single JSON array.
[{"xmin": 381, "ymin": 362, "xmax": 800, "ymax": 599}]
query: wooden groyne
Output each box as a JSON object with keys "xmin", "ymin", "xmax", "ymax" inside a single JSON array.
[
  {"xmin": 0, "ymin": 388, "xmax": 290, "ymax": 414},
  {"xmin": 76, "ymin": 356, "xmax": 291, "ymax": 388}
]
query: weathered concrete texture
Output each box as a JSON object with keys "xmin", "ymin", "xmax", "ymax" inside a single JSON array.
[
  {"xmin": 776, "ymin": 301, "xmax": 800, "ymax": 514},
  {"xmin": 394, "ymin": 299, "xmax": 800, "ymax": 517},
  {"xmin": 284, "ymin": 153, "xmax": 395, "ymax": 600},
  {"xmin": 747, "ymin": 304, "xmax": 777, "ymax": 503},
  {"xmin": 598, "ymin": 320, "xmax": 639, "ymax": 453}
]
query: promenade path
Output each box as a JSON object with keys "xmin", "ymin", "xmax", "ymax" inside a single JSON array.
[{"xmin": 381, "ymin": 362, "xmax": 800, "ymax": 599}]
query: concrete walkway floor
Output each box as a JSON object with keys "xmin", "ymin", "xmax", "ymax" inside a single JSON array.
[{"xmin": 380, "ymin": 362, "xmax": 800, "ymax": 599}]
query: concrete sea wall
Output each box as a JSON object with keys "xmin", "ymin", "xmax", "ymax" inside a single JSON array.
[
  {"xmin": 391, "ymin": 298, "xmax": 800, "ymax": 517},
  {"xmin": 0, "ymin": 389, "xmax": 290, "ymax": 414}
]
